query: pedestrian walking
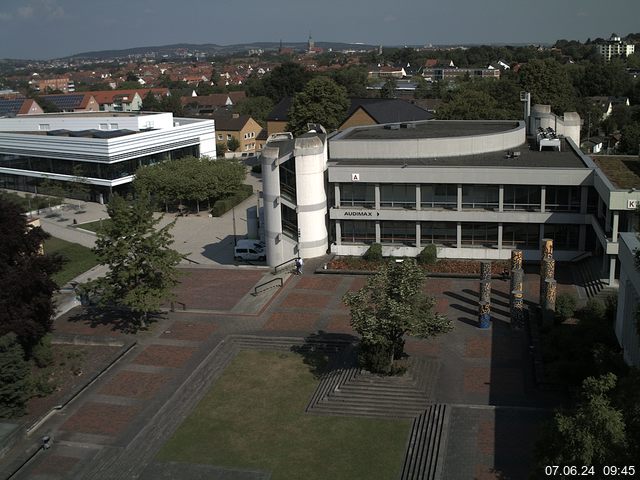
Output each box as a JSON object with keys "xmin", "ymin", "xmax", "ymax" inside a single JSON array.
[{"xmin": 295, "ymin": 257, "xmax": 304, "ymax": 275}]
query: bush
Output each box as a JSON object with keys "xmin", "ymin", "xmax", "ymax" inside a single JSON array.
[
  {"xmin": 358, "ymin": 338, "xmax": 393, "ymax": 374},
  {"xmin": 251, "ymin": 164, "xmax": 262, "ymax": 174},
  {"xmin": 210, "ymin": 184, "xmax": 253, "ymax": 217},
  {"xmin": 417, "ymin": 244, "xmax": 437, "ymax": 265},
  {"xmin": 29, "ymin": 371, "xmax": 56, "ymax": 397},
  {"xmin": 32, "ymin": 335, "xmax": 54, "ymax": 368},
  {"xmin": 363, "ymin": 243, "xmax": 383, "ymax": 262},
  {"xmin": 556, "ymin": 293, "xmax": 578, "ymax": 321},
  {"xmin": 578, "ymin": 298, "xmax": 606, "ymax": 323}
]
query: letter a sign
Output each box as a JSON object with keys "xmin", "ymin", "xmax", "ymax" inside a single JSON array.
[{"xmin": 351, "ymin": 173, "xmax": 360, "ymax": 182}]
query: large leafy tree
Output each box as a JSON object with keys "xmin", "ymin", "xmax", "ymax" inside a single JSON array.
[
  {"xmin": 236, "ymin": 96, "xmax": 274, "ymax": 126},
  {"xmin": 343, "ymin": 260, "xmax": 452, "ymax": 374},
  {"xmin": 331, "ymin": 65, "xmax": 368, "ymax": 97},
  {"xmin": 535, "ymin": 373, "xmax": 627, "ymax": 468},
  {"xmin": 518, "ymin": 58, "xmax": 576, "ymax": 113},
  {"xmin": 249, "ymin": 62, "xmax": 313, "ymax": 102},
  {"xmin": 85, "ymin": 194, "xmax": 182, "ymax": 328},
  {"xmin": 0, "ymin": 198, "xmax": 62, "ymax": 353},
  {"xmin": 287, "ymin": 76, "xmax": 349, "ymax": 135}
]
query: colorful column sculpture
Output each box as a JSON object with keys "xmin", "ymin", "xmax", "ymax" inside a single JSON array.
[
  {"xmin": 510, "ymin": 249, "xmax": 523, "ymax": 271},
  {"xmin": 480, "ymin": 261, "xmax": 492, "ymax": 281},
  {"xmin": 480, "ymin": 280, "xmax": 491, "ymax": 305},
  {"xmin": 542, "ymin": 278, "xmax": 557, "ymax": 327},
  {"xmin": 479, "ymin": 301, "xmax": 491, "ymax": 329},
  {"xmin": 511, "ymin": 290, "xmax": 525, "ymax": 329}
]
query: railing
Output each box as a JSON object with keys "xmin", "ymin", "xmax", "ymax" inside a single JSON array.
[
  {"xmin": 181, "ymin": 255, "xmax": 200, "ymax": 265},
  {"xmin": 254, "ymin": 277, "xmax": 283, "ymax": 295},
  {"xmin": 273, "ymin": 257, "xmax": 298, "ymax": 274}
]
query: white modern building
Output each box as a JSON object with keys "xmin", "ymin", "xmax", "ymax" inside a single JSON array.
[
  {"xmin": 597, "ymin": 33, "xmax": 635, "ymax": 62},
  {"xmin": 615, "ymin": 233, "xmax": 640, "ymax": 367},
  {"xmin": 0, "ymin": 112, "xmax": 216, "ymax": 202},
  {"xmin": 260, "ymin": 106, "xmax": 640, "ymax": 287}
]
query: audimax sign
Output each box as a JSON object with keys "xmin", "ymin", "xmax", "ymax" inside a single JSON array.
[{"xmin": 342, "ymin": 210, "xmax": 380, "ymax": 217}]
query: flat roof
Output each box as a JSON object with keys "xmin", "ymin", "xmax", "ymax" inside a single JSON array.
[
  {"xmin": 593, "ymin": 156, "xmax": 640, "ymax": 189},
  {"xmin": 330, "ymin": 138, "xmax": 587, "ymax": 169},
  {"xmin": 5, "ymin": 112, "xmax": 156, "ymax": 119},
  {"xmin": 340, "ymin": 120, "xmax": 520, "ymax": 140}
]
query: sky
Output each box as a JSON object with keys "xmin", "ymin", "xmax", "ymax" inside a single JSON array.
[{"xmin": 0, "ymin": 0, "xmax": 639, "ymax": 59}]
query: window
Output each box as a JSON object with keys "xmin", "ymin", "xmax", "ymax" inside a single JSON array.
[
  {"xmin": 504, "ymin": 185, "xmax": 541, "ymax": 211},
  {"xmin": 109, "ymin": 123, "xmax": 119, "ymax": 130},
  {"xmin": 421, "ymin": 184, "xmax": 457, "ymax": 209},
  {"xmin": 38, "ymin": 124, "xmax": 50, "ymax": 131},
  {"xmin": 544, "ymin": 224, "xmax": 580, "ymax": 250},
  {"xmin": 546, "ymin": 186, "xmax": 580, "ymax": 212},
  {"xmin": 341, "ymin": 183, "xmax": 375, "ymax": 207},
  {"xmin": 99, "ymin": 123, "xmax": 108, "ymax": 130},
  {"xmin": 217, "ymin": 134, "xmax": 223, "ymax": 141},
  {"xmin": 462, "ymin": 185, "xmax": 499, "ymax": 210},
  {"xmin": 380, "ymin": 184, "xmax": 416, "ymax": 208},
  {"xmin": 281, "ymin": 204, "xmax": 298, "ymax": 240},
  {"xmin": 421, "ymin": 222, "xmax": 457, "ymax": 246},
  {"xmin": 380, "ymin": 221, "xmax": 415, "ymax": 245},
  {"xmin": 461, "ymin": 223, "xmax": 498, "ymax": 247},
  {"xmin": 502, "ymin": 223, "xmax": 539, "ymax": 248},
  {"xmin": 227, "ymin": 134, "xmax": 232, "ymax": 141},
  {"xmin": 341, "ymin": 220, "xmax": 376, "ymax": 244}
]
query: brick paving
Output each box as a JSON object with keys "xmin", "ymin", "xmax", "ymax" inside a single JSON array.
[
  {"xmin": 30, "ymin": 455, "xmax": 80, "ymax": 476},
  {"xmin": 160, "ymin": 320, "xmax": 217, "ymax": 341},
  {"xmin": 12, "ymin": 267, "xmax": 577, "ymax": 480},
  {"xmin": 172, "ymin": 268, "xmax": 264, "ymax": 310},
  {"xmin": 61, "ymin": 402, "xmax": 140, "ymax": 437},
  {"xmin": 99, "ymin": 371, "xmax": 172, "ymax": 399},
  {"xmin": 263, "ymin": 311, "xmax": 321, "ymax": 331},
  {"xmin": 132, "ymin": 345, "xmax": 197, "ymax": 369}
]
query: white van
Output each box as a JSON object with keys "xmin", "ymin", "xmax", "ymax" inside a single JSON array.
[{"xmin": 234, "ymin": 239, "xmax": 266, "ymax": 261}]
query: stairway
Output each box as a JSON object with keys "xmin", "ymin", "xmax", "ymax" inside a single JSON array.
[
  {"xmin": 574, "ymin": 256, "xmax": 607, "ymax": 299},
  {"xmin": 400, "ymin": 405, "xmax": 449, "ymax": 480}
]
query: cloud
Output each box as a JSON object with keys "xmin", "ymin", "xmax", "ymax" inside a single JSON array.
[
  {"xmin": 576, "ymin": 11, "xmax": 589, "ymax": 17},
  {"xmin": 10, "ymin": 0, "xmax": 65, "ymax": 21},
  {"xmin": 383, "ymin": 15, "xmax": 397, "ymax": 23}
]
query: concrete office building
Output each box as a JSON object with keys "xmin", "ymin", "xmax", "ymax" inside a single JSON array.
[
  {"xmin": 615, "ymin": 233, "xmax": 640, "ymax": 367},
  {"xmin": 260, "ymin": 107, "xmax": 640, "ymax": 287},
  {"xmin": 0, "ymin": 112, "xmax": 215, "ymax": 202}
]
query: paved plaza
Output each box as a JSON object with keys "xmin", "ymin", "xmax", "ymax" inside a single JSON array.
[{"xmin": 1, "ymin": 264, "xmax": 577, "ymax": 480}]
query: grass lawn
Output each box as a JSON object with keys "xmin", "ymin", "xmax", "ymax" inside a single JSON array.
[
  {"xmin": 157, "ymin": 350, "xmax": 411, "ymax": 480},
  {"xmin": 44, "ymin": 237, "xmax": 99, "ymax": 286},
  {"xmin": 76, "ymin": 219, "xmax": 111, "ymax": 233}
]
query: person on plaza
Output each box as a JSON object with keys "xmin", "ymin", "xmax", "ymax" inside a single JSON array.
[{"xmin": 295, "ymin": 257, "xmax": 304, "ymax": 275}]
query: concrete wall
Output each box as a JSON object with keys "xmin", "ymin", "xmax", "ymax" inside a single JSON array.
[{"xmin": 615, "ymin": 233, "xmax": 640, "ymax": 366}]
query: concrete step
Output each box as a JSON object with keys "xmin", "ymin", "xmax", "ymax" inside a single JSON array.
[
  {"xmin": 401, "ymin": 405, "xmax": 448, "ymax": 480},
  {"xmin": 335, "ymin": 384, "xmax": 428, "ymax": 399},
  {"xmin": 310, "ymin": 403, "xmax": 423, "ymax": 418}
]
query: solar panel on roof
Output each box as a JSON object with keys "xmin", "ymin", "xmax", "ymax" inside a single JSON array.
[
  {"xmin": 43, "ymin": 94, "xmax": 84, "ymax": 110},
  {"xmin": 0, "ymin": 99, "xmax": 24, "ymax": 116}
]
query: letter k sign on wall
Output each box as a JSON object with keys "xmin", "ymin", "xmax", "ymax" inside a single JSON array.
[{"xmin": 351, "ymin": 173, "xmax": 360, "ymax": 181}]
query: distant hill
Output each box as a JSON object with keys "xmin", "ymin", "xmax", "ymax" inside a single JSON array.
[{"xmin": 66, "ymin": 41, "xmax": 380, "ymax": 60}]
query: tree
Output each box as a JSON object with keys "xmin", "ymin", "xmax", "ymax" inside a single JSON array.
[
  {"xmin": 0, "ymin": 333, "xmax": 30, "ymax": 418},
  {"xmin": 141, "ymin": 91, "xmax": 161, "ymax": 112},
  {"xmin": 0, "ymin": 198, "xmax": 62, "ymax": 353},
  {"xmin": 343, "ymin": 260, "xmax": 452, "ymax": 373},
  {"xmin": 379, "ymin": 78, "xmax": 397, "ymax": 99},
  {"xmin": 259, "ymin": 62, "xmax": 313, "ymax": 101},
  {"xmin": 535, "ymin": 373, "xmax": 627, "ymax": 468},
  {"xmin": 227, "ymin": 136, "xmax": 240, "ymax": 152},
  {"xmin": 518, "ymin": 58, "xmax": 576, "ymax": 113},
  {"xmin": 331, "ymin": 65, "xmax": 368, "ymax": 97},
  {"xmin": 619, "ymin": 122, "xmax": 640, "ymax": 154},
  {"xmin": 287, "ymin": 76, "xmax": 349, "ymax": 135},
  {"xmin": 159, "ymin": 94, "xmax": 184, "ymax": 116},
  {"xmin": 437, "ymin": 89, "xmax": 507, "ymax": 120},
  {"xmin": 236, "ymin": 96, "xmax": 274, "ymax": 126},
  {"xmin": 85, "ymin": 194, "xmax": 182, "ymax": 328}
]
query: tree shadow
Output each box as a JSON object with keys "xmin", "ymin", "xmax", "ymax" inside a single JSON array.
[
  {"xmin": 290, "ymin": 330, "xmax": 358, "ymax": 378},
  {"xmin": 64, "ymin": 306, "xmax": 164, "ymax": 334}
]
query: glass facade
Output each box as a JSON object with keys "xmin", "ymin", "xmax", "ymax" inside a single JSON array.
[
  {"xmin": 503, "ymin": 185, "xmax": 541, "ymax": 211},
  {"xmin": 380, "ymin": 221, "xmax": 415, "ymax": 244},
  {"xmin": 544, "ymin": 224, "xmax": 580, "ymax": 250},
  {"xmin": 341, "ymin": 220, "xmax": 375, "ymax": 244},
  {"xmin": 546, "ymin": 186, "xmax": 581, "ymax": 212},
  {"xmin": 461, "ymin": 223, "xmax": 499, "ymax": 247},
  {"xmin": 421, "ymin": 184, "xmax": 457, "ymax": 209},
  {"xmin": 0, "ymin": 145, "xmax": 199, "ymax": 181},
  {"xmin": 279, "ymin": 158, "xmax": 296, "ymax": 202},
  {"xmin": 421, "ymin": 222, "xmax": 457, "ymax": 246},
  {"xmin": 341, "ymin": 183, "xmax": 375, "ymax": 207},
  {"xmin": 380, "ymin": 184, "xmax": 415, "ymax": 208},
  {"xmin": 281, "ymin": 204, "xmax": 298, "ymax": 240},
  {"xmin": 502, "ymin": 223, "xmax": 539, "ymax": 248},
  {"xmin": 462, "ymin": 185, "xmax": 499, "ymax": 210}
]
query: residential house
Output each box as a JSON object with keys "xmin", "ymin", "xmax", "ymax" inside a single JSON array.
[
  {"xmin": 83, "ymin": 89, "xmax": 170, "ymax": 112},
  {"xmin": 40, "ymin": 93, "xmax": 100, "ymax": 113},
  {"xmin": 597, "ymin": 33, "xmax": 635, "ymax": 62},
  {"xmin": 367, "ymin": 65, "xmax": 407, "ymax": 79},
  {"xmin": 181, "ymin": 92, "xmax": 247, "ymax": 115},
  {"xmin": 212, "ymin": 113, "xmax": 263, "ymax": 156},
  {"xmin": 0, "ymin": 98, "xmax": 43, "ymax": 117},
  {"xmin": 30, "ymin": 76, "xmax": 75, "ymax": 93}
]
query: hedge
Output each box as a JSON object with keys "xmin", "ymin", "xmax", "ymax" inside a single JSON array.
[{"xmin": 211, "ymin": 184, "xmax": 254, "ymax": 217}]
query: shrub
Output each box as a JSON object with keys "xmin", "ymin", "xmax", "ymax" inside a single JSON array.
[
  {"xmin": 210, "ymin": 184, "xmax": 253, "ymax": 217},
  {"xmin": 363, "ymin": 243, "xmax": 383, "ymax": 262},
  {"xmin": 29, "ymin": 371, "xmax": 56, "ymax": 397},
  {"xmin": 417, "ymin": 244, "xmax": 437, "ymax": 265},
  {"xmin": 251, "ymin": 164, "xmax": 262, "ymax": 174},
  {"xmin": 358, "ymin": 338, "xmax": 393, "ymax": 374},
  {"xmin": 32, "ymin": 335, "xmax": 54, "ymax": 368},
  {"xmin": 556, "ymin": 293, "xmax": 578, "ymax": 321},
  {"xmin": 578, "ymin": 298, "xmax": 606, "ymax": 323}
]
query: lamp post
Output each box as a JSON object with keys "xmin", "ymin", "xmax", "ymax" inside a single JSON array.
[{"xmin": 232, "ymin": 205, "xmax": 237, "ymax": 246}]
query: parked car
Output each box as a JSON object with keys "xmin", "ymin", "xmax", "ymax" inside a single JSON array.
[{"xmin": 234, "ymin": 239, "xmax": 266, "ymax": 261}]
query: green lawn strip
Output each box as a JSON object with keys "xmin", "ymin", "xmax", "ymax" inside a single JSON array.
[
  {"xmin": 76, "ymin": 219, "xmax": 111, "ymax": 233},
  {"xmin": 44, "ymin": 237, "xmax": 99, "ymax": 286},
  {"xmin": 158, "ymin": 350, "xmax": 410, "ymax": 480}
]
